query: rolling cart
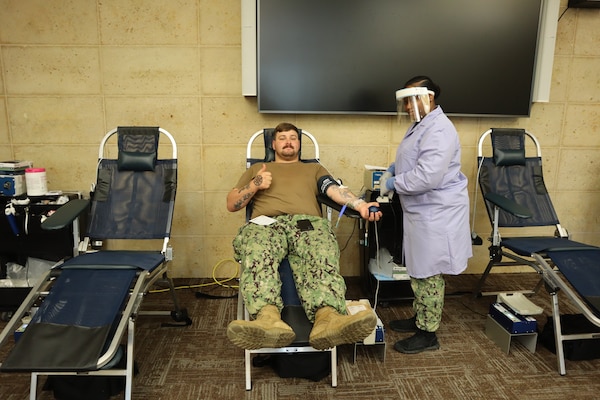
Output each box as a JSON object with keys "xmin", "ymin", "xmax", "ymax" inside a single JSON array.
[{"xmin": 0, "ymin": 192, "xmax": 84, "ymax": 320}]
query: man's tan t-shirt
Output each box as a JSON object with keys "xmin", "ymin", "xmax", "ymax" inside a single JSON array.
[{"xmin": 236, "ymin": 162, "xmax": 330, "ymax": 219}]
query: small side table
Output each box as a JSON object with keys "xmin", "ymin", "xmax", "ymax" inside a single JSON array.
[{"xmin": 485, "ymin": 314, "xmax": 537, "ymax": 354}]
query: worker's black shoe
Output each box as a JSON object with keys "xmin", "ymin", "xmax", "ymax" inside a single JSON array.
[
  {"xmin": 389, "ymin": 316, "xmax": 417, "ymax": 333},
  {"xmin": 394, "ymin": 329, "xmax": 440, "ymax": 354}
]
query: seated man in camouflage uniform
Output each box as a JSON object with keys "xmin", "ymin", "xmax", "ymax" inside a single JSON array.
[{"xmin": 226, "ymin": 122, "xmax": 381, "ymax": 350}]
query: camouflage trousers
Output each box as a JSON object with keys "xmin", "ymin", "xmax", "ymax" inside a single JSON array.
[
  {"xmin": 410, "ymin": 274, "xmax": 445, "ymax": 332},
  {"xmin": 233, "ymin": 214, "xmax": 347, "ymax": 322}
]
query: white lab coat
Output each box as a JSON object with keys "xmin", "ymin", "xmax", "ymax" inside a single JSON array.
[{"xmin": 392, "ymin": 106, "xmax": 472, "ymax": 278}]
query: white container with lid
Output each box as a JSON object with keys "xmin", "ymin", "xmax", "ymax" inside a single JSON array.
[{"xmin": 25, "ymin": 168, "xmax": 48, "ymax": 196}]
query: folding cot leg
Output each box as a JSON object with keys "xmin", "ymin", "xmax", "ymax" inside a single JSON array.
[
  {"xmin": 125, "ymin": 316, "xmax": 135, "ymax": 400},
  {"xmin": 241, "ymin": 297, "xmax": 252, "ymax": 390},
  {"xmin": 532, "ymin": 276, "xmax": 545, "ymax": 294},
  {"xmin": 245, "ymin": 349, "xmax": 252, "ymax": 390},
  {"xmin": 330, "ymin": 346, "xmax": 337, "ymax": 387},
  {"xmin": 30, "ymin": 373, "xmax": 39, "ymax": 400},
  {"xmin": 550, "ymin": 292, "xmax": 567, "ymax": 375},
  {"xmin": 144, "ymin": 275, "xmax": 191, "ymax": 325},
  {"xmin": 165, "ymin": 276, "xmax": 182, "ymax": 311},
  {"xmin": 164, "ymin": 276, "xmax": 191, "ymax": 324},
  {"xmin": 473, "ymin": 259, "xmax": 495, "ymax": 297},
  {"xmin": 237, "ymin": 290, "xmax": 244, "ymax": 320}
]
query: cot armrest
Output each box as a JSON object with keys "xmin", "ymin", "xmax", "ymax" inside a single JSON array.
[
  {"xmin": 317, "ymin": 193, "xmax": 361, "ymax": 218},
  {"xmin": 41, "ymin": 198, "xmax": 90, "ymax": 230},
  {"xmin": 484, "ymin": 192, "xmax": 532, "ymax": 219}
]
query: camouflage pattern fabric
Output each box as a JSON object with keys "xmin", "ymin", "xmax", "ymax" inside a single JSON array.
[
  {"xmin": 233, "ymin": 214, "xmax": 347, "ymax": 322},
  {"xmin": 410, "ymin": 274, "xmax": 445, "ymax": 332}
]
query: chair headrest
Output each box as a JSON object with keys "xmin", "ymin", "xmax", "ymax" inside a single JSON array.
[
  {"xmin": 117, "ymin": 126, "xmax": 160, "ymax": 171},
  {"xmin": 491, "ymin": 128, "xmax": 526, "ymax": 166}
]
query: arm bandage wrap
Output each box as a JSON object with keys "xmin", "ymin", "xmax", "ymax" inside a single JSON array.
[{"xmin": 317, "ymin": 175, "xmax": 339, "ymax": 194}]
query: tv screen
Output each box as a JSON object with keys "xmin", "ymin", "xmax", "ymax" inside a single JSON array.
[{"xmin": 258, "ymin": 0, "xmax": 542, "ymax": 116}]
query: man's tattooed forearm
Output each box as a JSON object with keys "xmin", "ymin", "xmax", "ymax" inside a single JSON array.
[
  {"xmin": 237, "ymin": 183, "xmax": 251, "ymax": 194},
  {"xmin": 338, "ymin": 187, "xmax": 354, "ymax": 202},
  {"xmin": 233, "ymin": 192, "xmax": 254, "ymax": 211},
  {"xmin": 338, "ymin": 187, "xmax": 364, "ymax": 209}
]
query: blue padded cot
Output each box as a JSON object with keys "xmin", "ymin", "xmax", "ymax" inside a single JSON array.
[
  {"xmin": 535, "ymin": 247, "xmax": 600, "ymax": 375},
  {"xmin": 0, "ymin": 127, "xmax": 191, "ymax": 400}
]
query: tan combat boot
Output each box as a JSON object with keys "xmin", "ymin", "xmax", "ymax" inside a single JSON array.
[
  {"xmin": 227, "ymin": 305, "xmax": 296, "ymax": 350},
  {"xmin": 309, "ymin": 306, "xmax": 377, "ymax": 350}
]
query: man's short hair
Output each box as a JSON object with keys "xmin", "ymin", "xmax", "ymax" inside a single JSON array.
[{"xmin": 274, "ymin": 122, "xmax": 299, "ymax": 135}]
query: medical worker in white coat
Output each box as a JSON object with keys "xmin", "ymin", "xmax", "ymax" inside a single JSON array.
[{"xmin": 380, "ymin": 76, "xmax": 472, "ymax": 354}]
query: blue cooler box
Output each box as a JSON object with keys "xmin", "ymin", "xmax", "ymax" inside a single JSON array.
[{"xmin": 489, "ymin": 302, "xmax": 537, "ymax": 334}]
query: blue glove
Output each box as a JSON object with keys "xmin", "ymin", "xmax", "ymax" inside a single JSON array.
[
  {"xmin": 386, "ymin": 163, "xmax": 395, "ymax": 174},
  {"xmin": 379, "ymin": 172, "xmax": 394, "ymax": 197}
]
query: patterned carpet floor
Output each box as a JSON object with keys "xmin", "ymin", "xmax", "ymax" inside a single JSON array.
[{"xmin": 1, "ymin": 272, "xmax": 599, "ymax": 399}]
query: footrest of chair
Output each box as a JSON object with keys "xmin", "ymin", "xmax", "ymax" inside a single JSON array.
[
  {"xmin": 1, "ymin": 323, "xmax": 111, "ymax": 371},
  {"xmin": 281, "ymin": 305, "xmax": 312, "ymax": 346},
  {"xmin": 1, "ymin": 268, "xmax": 137, "ymax": 372}
]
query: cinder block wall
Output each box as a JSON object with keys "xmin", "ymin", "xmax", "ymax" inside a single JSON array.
[{"xmin": 1, "ymin": 0, "xmax": 598, "ymax": 278}]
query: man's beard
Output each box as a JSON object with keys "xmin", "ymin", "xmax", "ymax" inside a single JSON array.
[{"xmin": 279, "ymin": 146, "xmax": 297, "ymax": 159}]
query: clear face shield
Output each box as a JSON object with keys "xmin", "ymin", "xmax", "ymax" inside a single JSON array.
[{"xmin": 395, "ymin": 87, "xmax": 434, "ymax": 123}]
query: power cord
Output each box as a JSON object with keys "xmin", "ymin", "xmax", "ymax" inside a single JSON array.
[
  {"xmin": 149, "ymin": 258, "xmax": 240, "ymax": 296},
  {"xmin": 339, "ymin": 218, "xmax": 357, "ymax": 252}
]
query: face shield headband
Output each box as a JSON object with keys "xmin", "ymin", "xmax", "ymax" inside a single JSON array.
[{"xmin": 395, "ymin": 87, "xmax": 435, "ymax": 123}]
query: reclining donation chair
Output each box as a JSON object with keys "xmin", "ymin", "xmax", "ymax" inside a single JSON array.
[
  {"xmin": 0, "ymin": 126, "xmax": 192, "ymax": 399},
  {"xmin": 239, "ymin": 128, "xmax": 359, "ymax": 390},
  {"xmin": 473, "ymin": 128, "xmax": 600, "ymax": 374},
  {"xmin": 473, "ymin": 128, "xmax": 592, "ymax": 297}
]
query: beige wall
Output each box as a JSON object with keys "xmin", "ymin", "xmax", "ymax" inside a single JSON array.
[{"xmin": 1, "ymin": 0, "xmax": 599, "ymax": 278}]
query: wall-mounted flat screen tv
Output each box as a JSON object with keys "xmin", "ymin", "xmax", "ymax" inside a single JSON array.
[{"xmin": 258, "ymin": 0, "xmax": 542, "ymax": 117}]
